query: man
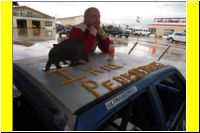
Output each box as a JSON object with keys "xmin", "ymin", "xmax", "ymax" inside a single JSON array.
[{"xmin": 69, "ymin": 7, "xmax": 113, "ymax": 54}]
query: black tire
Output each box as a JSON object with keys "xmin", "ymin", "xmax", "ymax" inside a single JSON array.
[
  {"xmin": 125, "ymin": 36, "xmax": 129, "ymax": 38},
  {"xmin": 168, "ymin": 38, "xmax": 174, "ymax": 43}
]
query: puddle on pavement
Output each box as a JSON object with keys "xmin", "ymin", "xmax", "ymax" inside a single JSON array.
[{"xmin": 13, "ymin": 28, "xmax": 56, "ymax": 46}]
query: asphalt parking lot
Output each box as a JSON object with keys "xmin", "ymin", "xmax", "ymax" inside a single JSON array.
[{"xmin": 109, "ymin": 35, "xmax": 186, "ymax": 77}]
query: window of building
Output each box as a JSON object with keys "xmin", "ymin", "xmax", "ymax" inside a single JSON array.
[
  {"xmin": 98, "ymin": 91, "xmax": 157, "ymax": 131},
  {"xmin": 27, "ymin": 11, "xmax": 32, "ymax": 17},
  {"xmin": 149, "ymin": 28, "xmax": 156, "ymax": 34},
  {"xmin": 15, "ymin": 11, "xmax": 21, "ymax": 16},
  {"xmin": 163, "ymin": 29, "xmax": 174, "ymax": 36},
  {"xmin": 45, "ymin": 21, "xmax": 52, "ymax": 27}
]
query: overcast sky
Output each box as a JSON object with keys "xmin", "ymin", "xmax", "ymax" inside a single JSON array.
[{"xmin": 17, "ymin": 1, "xmax": 186, "ymax": 26}]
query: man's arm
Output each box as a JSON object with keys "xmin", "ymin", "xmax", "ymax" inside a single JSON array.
[
  {"xmin": 97, "ymin": 27, "xmax": 113, "ymax": 53},
  {"xmin": 69, "ymin": 23, "xmax": 97, "ymax": 54}
]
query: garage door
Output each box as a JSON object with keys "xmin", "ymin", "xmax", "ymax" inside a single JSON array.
[{"xmin": 17, "ymin": 19, "xmax": 27, "ymax": 28}]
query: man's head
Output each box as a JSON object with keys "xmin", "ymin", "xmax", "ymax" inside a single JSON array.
[{"xmin": 84, "ymin": 7, "xmax": 101, "ymax": 29}]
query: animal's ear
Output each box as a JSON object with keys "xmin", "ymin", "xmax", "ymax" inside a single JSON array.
[{"xmin": 53, "ymin": 44, "xmax": 57, "ymax": 47}]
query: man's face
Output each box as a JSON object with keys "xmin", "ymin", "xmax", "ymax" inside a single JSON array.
[{"xmin": 85, "ymin": 9, "xmax": 101, "ymax": 29}]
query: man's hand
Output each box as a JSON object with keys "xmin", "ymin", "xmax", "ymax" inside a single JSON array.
[
  {"xmin": 88, "ymin": 25, "xmax": 97, "ymax": 36},
  {"xmin": 98, "ymin": 27, "xmax": 108, "ymax": 40},
  {"xmin": 94, "ymin": 23, "xmax": 100, "ymax": 30}
]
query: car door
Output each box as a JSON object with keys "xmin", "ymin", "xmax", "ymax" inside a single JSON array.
[
  {"xmin": 174, "ymin": 33, "xmax": 185, "ymax": 42},
  {"xmin": 173, "ymin": 33, "xmax": 181, "ymax": 41},
  {"xmin": 152, "ymin": 72, "xmax": 186, "ymax": 131},
  {"xmin": 179, "ymin": 33, "xmax": 186, "ymax": 42},
  {"xmin": 96, "ymin": 88, "xmax": 163, "ymax": 131}
]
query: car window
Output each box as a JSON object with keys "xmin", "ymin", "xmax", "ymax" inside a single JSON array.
[
  {"xmin": 174, "ymin": 33, "xmax": 180, "ymax": 36},
  {"xmin": 175, "ymin": 33, "xmax": 185, "ymax": 37},
  {"xmin": 155, "ymin": 73, "xmax": 185, "ymax": 123},
  {"xmin": 180, "ymin": 33, "xmax": 186, "ymax": 37},
  {"xmin": 98, "ymin": 90, "xmax": 158, "ymax": 131}
]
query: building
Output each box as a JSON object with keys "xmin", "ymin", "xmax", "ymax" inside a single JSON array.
[
  {"xmin": 56, "ymin": 15, "xmax": 83, "ymax": 26},
  {"xmin": 145, "ymin": 18, "xmax": 186, "ymax": 37},
  {"xmin": 13, "ymin": 6, "xmax": 56, "ymax": 29}
]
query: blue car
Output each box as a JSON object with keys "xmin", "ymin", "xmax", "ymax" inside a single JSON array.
[{"xmin": 13, "ymin": 53, "xmax": 186, "ymax": 131}]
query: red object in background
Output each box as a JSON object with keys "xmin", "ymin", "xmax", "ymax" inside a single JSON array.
[{"xmin": 152, "ymin": 39, "xmax": 157, "ymax": 56}]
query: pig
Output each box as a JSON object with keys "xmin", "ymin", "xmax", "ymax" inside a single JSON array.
[{"xmin": 45, "ymin": 39, "xmax": 89, "ymax": 71}]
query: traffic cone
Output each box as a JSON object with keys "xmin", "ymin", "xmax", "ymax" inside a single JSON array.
[
  {"xmin": 152, "ymin": 44, "xmax": 156, "ymax": 56},
  {"xmin": 152, "ymin": 39, "xmax": 157, "ymax": 56},
  {"xmin": 175, "ymin": 41, "xmax": 180, "ymax": 48}
]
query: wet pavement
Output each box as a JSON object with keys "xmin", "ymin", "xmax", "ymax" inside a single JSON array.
[
  {"xmin": 13, "ymin": 28, "xmax": 186, "ymax": 77},
  {"xmin": 115, "ymin": 40, "xmax": 186, "ymax": 77},
  {"xmin": 13, "ymin": 28, "xmax": 56, "ymax": 46}
]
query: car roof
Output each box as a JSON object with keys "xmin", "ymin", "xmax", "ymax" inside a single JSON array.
[
  {"xmin": 174, "ymin": 32, "xmax": 186, "ymax": 34},
  {"xmin": 13, "ymin": 53, "xmax": 176, "ymax": 115}
]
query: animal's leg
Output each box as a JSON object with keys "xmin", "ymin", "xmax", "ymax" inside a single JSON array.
[
  {"xmin": 55, "ymin": 62, "xmax": 62, "ymax": 69},
  {"xmin": 45, "ymin": 60, "xmax": 52, "ymax": 71},
  {"xmin": 70, "ymin": 60, "xmax": 77, "ymax": 66}
]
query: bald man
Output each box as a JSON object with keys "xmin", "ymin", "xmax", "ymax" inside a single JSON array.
[{"xmin": 69, "ymin": 7, "xmax": 113, "ymax": 54}]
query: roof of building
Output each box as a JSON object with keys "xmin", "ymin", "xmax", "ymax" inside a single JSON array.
[
  {"xmin": 146, "ymin": 23, "xmax": 186, "ymax": 27},
  {"xmin": 13, "ymin": 6, "xmax": 54, "ymax": 18},
  {"xmin": 154, "ymin": 17, "xmax": 186, "ymax": 19},
  {"xmin": 57, "ymin": 15, "xmax": 83, "ymax": 20}
]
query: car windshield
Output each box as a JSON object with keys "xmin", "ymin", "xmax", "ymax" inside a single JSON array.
[{"xmin": 117, "ymin": 27, "xmax": 122, "ymax": 30}]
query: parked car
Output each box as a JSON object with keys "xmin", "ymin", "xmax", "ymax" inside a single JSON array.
[
  {"xmin": 13, "ymin": 53, "xmax": 185, "ymax": 131},
  {"xmin": 56, "ymin": 24, "xmax": 72, "ymax": 33},
  {"xmin": 103, "ymin": 25, "xmax": 113, "ymax": 34},
  {"xmin": 166, "ymin": 32, "xmax": 186, "ymax": 43},
  {"xmin": 57, "ymin": 26, "xmax": 71, "ymax": 38},
  {"xmin": 56, "ymin": 25, "xmax": 72, "ymax": 43},
  {"xmin": 107, "ymin": 27, "xmax": 130, "ymax": 38},
  {"xmin": 56, "ymin": 24, "xmax": 65, "ymax": 33},
  {"xmin": 125, "ymin": 28, "xmax": 133, "ymax": 34},
  {"xmin": 134, "ymin": 29, "xmax": 151, "ymax": 36}
]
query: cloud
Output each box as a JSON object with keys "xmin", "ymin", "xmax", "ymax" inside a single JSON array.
[{"xmin": 18, "ymin": 2, "xmax": 186, "ymax": 25}]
